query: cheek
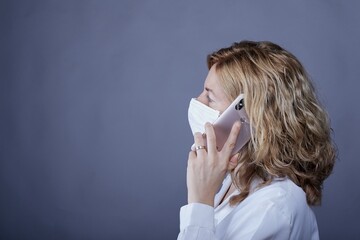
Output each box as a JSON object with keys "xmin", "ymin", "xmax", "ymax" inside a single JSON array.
[
  {"xmin": 208, "ymin": 102, "xmax": 224, "ymax": 113},
  {"xmin": 217, "ymin": 101, "xmax": 231, "ymax": 113}
]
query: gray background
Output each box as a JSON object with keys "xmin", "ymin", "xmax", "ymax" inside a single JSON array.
[{"xmin": 1, "ymin": 0, "xmax": 359, "ymax": 239}]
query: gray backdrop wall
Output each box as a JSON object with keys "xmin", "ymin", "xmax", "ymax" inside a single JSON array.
[{"xmin": 1, "ymin": 0, "xmax": 359, "ymax": 239}]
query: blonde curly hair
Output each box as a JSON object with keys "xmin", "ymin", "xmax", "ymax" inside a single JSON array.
[{"xmin": 207, "ymin": 41, "xmax": 336, "ymax": 205}]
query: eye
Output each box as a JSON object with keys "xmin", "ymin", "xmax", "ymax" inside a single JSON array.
[{"xmin": 207, "ymin": 95, "xmax": 214, "ymax": 103}]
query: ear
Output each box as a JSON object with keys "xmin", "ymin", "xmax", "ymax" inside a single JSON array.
[{"xmin": 228, "ymin": 153, "xmax": 239, "ymax": 171}]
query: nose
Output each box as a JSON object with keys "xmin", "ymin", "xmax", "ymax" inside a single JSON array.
[{"xmin": 196, "ymin": 91, "xmax": 207, "ymax": 105}]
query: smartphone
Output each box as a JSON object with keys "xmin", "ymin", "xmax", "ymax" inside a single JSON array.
[{"xmin": 213, "ymin": 94, "xmax": 251, "ymax": 155}]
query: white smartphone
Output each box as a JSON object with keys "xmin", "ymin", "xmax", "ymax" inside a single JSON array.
[{"xmin": 213, "ymin": 94, "xmax": 251, "ymax": 155}]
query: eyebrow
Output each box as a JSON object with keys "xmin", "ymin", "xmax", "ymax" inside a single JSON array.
[{"xmin": 205, "ymin": 87, "xmax": 215, "ymax": 94}]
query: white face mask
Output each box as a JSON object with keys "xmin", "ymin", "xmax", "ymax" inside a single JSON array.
[{"xmin": 188, "ymin": 98, "xmax": 220, "ymax": 134}]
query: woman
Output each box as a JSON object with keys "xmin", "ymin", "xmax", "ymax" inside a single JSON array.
[{"xmin": 177, "ymin": 41, "xmax": 336, "ymax": 239}]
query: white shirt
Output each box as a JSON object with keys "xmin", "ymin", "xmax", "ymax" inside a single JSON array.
[{"xmin": 177, "ymin": 174, "xmax": 319, "ymax": 240}]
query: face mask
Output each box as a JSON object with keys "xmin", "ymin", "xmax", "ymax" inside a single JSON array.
[{"xmin": 188, "ymin": 98, "xmax": 220, "ymax": 134}]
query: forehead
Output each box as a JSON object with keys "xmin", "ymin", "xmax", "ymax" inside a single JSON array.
[{"xmin": 204, "ymin": 65, "xmax": 221, "ymax": 91}]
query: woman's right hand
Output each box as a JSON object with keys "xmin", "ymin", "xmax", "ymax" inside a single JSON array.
[{"xmin": 186, "ymin": 122, "xmax": 241, "ymax": 207}]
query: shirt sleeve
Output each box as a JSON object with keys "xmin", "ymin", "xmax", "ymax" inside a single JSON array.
[{"xmin": 177, "ymin": 203, "xmax": 217, "ymax": 240}]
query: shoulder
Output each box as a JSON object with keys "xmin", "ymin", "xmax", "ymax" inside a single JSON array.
[
  {"xmin": 248, "ymin": 178, "xmax": 315, "ymax": 222},
  {"xmin": 223, "ymin": 178, "xmax": 319, "ymax": 239},
  {"xmin": 249, "ymin": 178, "xmax": 308, "ymax": 213}
]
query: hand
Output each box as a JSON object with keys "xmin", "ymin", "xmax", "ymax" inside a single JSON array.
[{"xmin": 186, "ymin": 121, "xmax": 241, "ymax": 206}]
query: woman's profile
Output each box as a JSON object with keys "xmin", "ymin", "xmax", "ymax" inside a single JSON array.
[{"xmin": 177, "ymin": 41, "xmax": 336, "ymax": 239}]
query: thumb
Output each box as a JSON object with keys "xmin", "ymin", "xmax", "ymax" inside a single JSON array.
[{"xmin": 228, "ymin": 153, "xmax": 239, "ymax": 171}]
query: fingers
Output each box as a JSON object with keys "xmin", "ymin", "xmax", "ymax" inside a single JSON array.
[
  {"xmin": 228, "ymin": 153, "xmax": 239, "ymax": 170},
  {"xmin": 222, "ymin": 121, "xmax": 241, "ymax": 157},
  {"xmin": 193, "ymin": 132, "xmax": 207, "ymax": 158},
  {"xmin": 188, "ymin": 149, "xmax": 196, "ymax": 159},
  {"xmin": 205, "ymin": 122, "xmax": 217, "ymax": 155}
]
